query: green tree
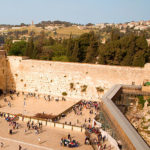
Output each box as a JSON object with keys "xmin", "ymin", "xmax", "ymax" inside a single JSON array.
[
  {"xmin": 8, "ymin": 41, "xmax": 27, "ymax": 56},
  {"xmin": 110, "ymin": 29, "xmax": 123, "ymax": 41},
  {"xmin": 4, "ymin": 38, "xmax": 12, "ymax": 52},
  {"xmin": 48, "ymin": 36, "xmax": 55, "ymax": 45},
  {"xmin": 39, "ymin": 46, "xmax": 54, "ymax": 60},
  {"xmin": 85, "ymin": 41, "xmax": 98, "ymax": 63},
  {"xmin": 66, "ymin": 34, "xmax": 74, "ymax": 58},
  {"xmin": 71, "ymin": 41, "xmax": 79, "ymax": 62},
  {"xmin": 77, "ymin": 33, "xmax": 90, "ymax": 62},
  {"xmin": 132, "ymin": 51, "xmax": 145, "ymax": 67},
  {"xmin": 26, "ymin": 37, "xmax": 34, "ymax": 58}
]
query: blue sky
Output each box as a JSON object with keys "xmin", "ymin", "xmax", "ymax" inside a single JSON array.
[{"xmin": 0, "ymin": 0, "xmax": 150, "ymax": 25}]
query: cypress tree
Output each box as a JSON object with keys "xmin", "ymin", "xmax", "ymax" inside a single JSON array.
[
  {"xmin": 85, "ymin": 41, "xmax": 98, "ymax": 63},
  {"xmin": 26, "ymin": 37, "xmax": 34, "ymax": 58},
  {"xmin": 71, "ymin": 41, "xmax": 79, "ymax": 62}
]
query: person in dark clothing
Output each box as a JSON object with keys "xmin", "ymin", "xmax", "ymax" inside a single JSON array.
[
  {"xmin": 9, "ymin": 129, "xmax": 12, "ymax": 135},
  {"xmin": 19, "ymin": 145, "xmax": 22, "ymax": 150},
  {"xmin": 68, "ymin": 133, "xmax": 71, "ymax": 140}
]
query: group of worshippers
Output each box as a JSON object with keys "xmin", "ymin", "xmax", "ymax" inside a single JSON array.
[
  {"xmin": 23, "ymin": 91, "xmax": 66, "ymax": 102},
  {"xmin": 73, "ymin": 100, "xmax": 100, "ymax": 115},
  {"xmin": 0, "ymin": 113, "xmax": 43, "ymax": 150},
  {"xmin": 25, "ymin": 121, "xmax": 43, "ymax": 134},
  {"xmin": 86, "ymin": 125, "xmax": 113, "ymax": 150},
  {"xmin": 3, "ymin": 95, "xmax": 13, "ymax": 108},
  {"xmin": 71, "ymin": 101, "xmax": 100, "ymax": 126},
  {"xmin": 3, "ymin": 90, "xmax": 67, "ymax": 108},
  {"xmin": 3, "ymin": 115, "xmax": 20, "ymax": 135},
  {"xmin": 60, "ymin": 134, "xmax": 79, "ymax": 148},
  {"xmin": 3, "ymin": 90, "xmax": 20, "ymax": 108}
]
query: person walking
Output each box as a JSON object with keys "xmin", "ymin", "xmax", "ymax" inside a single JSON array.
[
  {"xmin": 1, "ymin": 142, "xmax": 4, "ymax": 148},
  {"xmin": 19, "ymin": 145, "xmax": 22, "ymax": 150}
]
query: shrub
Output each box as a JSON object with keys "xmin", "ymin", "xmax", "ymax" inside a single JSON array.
[
  {"xmin": 70, "ymin": 83, "xmax": 74, "ymax": 89},
  {"xmin": 35, "ymin": 113, "xmax": 55, "ymax": 119},
  {"xmin": 52, "ymin": 56, "xmax": 69, "ymax": 62},
  {"xmin": 138, "ymin": 96, "xmax": 146, "ymax": 108},
  {"xmin": 81, "ymin": 85, "xmax": 87, "ymax": 92},
  {"xmin": 96, "ymin": 87, "xmax": 104, "ymax": 92},
  {"xmin": 62, "ymin": 92, "xmax": 67, "ymax": 96},
  {"xmin": 147, "ymin": 98, "xmax": 150, "ymax": 106}
]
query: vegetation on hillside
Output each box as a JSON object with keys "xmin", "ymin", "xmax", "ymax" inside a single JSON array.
[
  {"xmin": 36, "ymin": 20, "xmax": 80, "ymax": 27},
  {"xmin": 6, "ymin": 29, "xmax": 150, "ymax": 67}
]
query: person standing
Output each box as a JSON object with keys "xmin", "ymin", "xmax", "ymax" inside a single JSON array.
[
  {"xmin": 38, "ymin": 137, "xmax": 41, "ymax": 144},
  {"xmin": 68, "ymin": 133, "xmax": 71, "ymax": 140}
]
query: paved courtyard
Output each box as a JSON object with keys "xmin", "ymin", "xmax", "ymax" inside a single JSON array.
[
  {"xmin": 0, "ymin": 93, "xmax": 78, "ymax": 116},
  {"xmin": 0, "ymin": 93, "xmax": 119, "ymax": 150},
  {"xmin": 0, "ymin": 118, "xmax": 92, "ymax": 150},
  {"xmin": 59, "ymin": 107, "xmax": 96, "ymax": 126}
]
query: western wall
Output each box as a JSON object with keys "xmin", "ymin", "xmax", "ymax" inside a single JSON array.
[
  {"xmin": 0, "ymin": 51, "xmax": 150, "ymax": 100},
  {"xmin": 0, "ymin": 50, "xmax": 150, "ymax": 100}
]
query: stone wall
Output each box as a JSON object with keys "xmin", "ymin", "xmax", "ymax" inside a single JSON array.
[
  {"xmin": 0, "ymin": 50, "xmax": 7, "ymax": 92},
  {"xmin": 6, "ymin": 56, "xmax": 150, "ymax": 101}
]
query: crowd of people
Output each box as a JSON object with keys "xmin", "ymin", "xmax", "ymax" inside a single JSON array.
[
  {"xmin": 23, "ymin": 91, "xmax": 67, "ymax": 102},
  {"xmin": 26, "ymin": 121, "xmax": 43, "ymax": 134},
  {"xmin": 4, "ymin": 116, "xmax": 19, "ymax": 135},
  {"xmin": 86, "ymin": 125, "xmax": 116, "ymax": 150},
  {"xmin": 73, "ymin": 101, "xmax": 100, "ymax": 114},
  {"xmin": 59, "ymin": 100, "xmax": 100, "ymax": 127},
  {"xmin": 6, "ymin": 117, "xmax": 35, "ymax": 137},
  {"xmin": 0, "ymin": 113, "xmax": 43, "ymax": 136},
  {"xmin": 2, "ymin": 90, "xmax": 67, "ymax": 105},
  {"xmin": 0, "ymin": 113, "xmax": 23, "ymax": 149},
  {"xmin": 60, "ymin": 134, "xmax": 79, "ymax": 148},
  {"xmin": 72, "ymin": 101, "xmax": 100, "ymax": 118},
  {"xmin": 0, "ymin": 113, "xmax": 44, "ymax": 150}
]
